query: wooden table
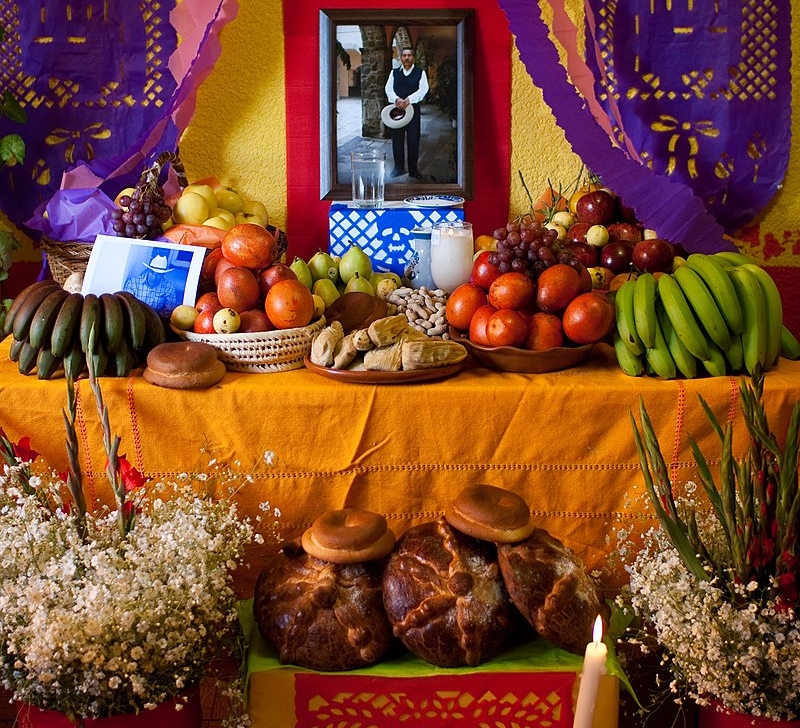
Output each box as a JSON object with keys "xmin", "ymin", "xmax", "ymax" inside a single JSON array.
[{"xmin": 1, "ymin": 338, "xmax": 798, "ymax": 595}]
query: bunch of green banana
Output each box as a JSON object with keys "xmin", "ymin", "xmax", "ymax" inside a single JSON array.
[
  {"xmin": 613, "ymin": 251, "xmax": 800, "ymax": 378},
  {"xmin": 3, "ymin": 281, "xmax": 166, "ymax": 379}
]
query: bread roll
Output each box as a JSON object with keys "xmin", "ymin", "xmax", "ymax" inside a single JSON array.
[
  {"xmin": 382, "ymin": 516, "xmax": 517, "ymax": 667},
  {"xmin": 497, "ymin": 528, "xmax": 607, "ymax": 655},
  {"xmin": 143, "ymin": 341, "xmax": 225, "ymax": 389},
  {"xmin": 253, "ymin": 542, "xmax": 394, "ymax": 671}
]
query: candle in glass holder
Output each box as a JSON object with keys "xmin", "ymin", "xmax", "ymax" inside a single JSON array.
[
  {"xmin": 572, "ymin": 615, "xmax": 607, "ymax": 728},
  {"xmin": 430, "ymin": 221, "xmax": 473, "ymax": 293}
]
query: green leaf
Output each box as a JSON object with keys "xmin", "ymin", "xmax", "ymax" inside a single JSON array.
[
  {"xmin": 1, "ymin": 90, "xmax": 26, "ymax": 124},
  {"xmin": 0, "ymin": 134, "xmax": 25, "ymax": 165}
]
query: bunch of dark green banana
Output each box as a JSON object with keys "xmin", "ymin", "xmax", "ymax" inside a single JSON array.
[
  {"xmin": 3, "ymin": 280, "xmax": 165, "ymax": 379},
  {"xmin": 613, "ymin": 251, "xmax": 800, "ymax": 379}
]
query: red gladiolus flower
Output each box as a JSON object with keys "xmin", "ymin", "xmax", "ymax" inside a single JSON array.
[
  {"xmin": 118, "ymin": 456, "xmax": 147, "ymax": 492},
  {"xmin": 58, "ymin": 470, "xmax": 68, "ymax": 483},
  {"xmin": 12, "ymin": 436, "xmax": 39, "ymax": 463}
]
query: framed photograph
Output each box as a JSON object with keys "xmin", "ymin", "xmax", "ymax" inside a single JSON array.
[
  {"xmin": 82, "ymin": 236, "xmax": 206, "ymax": 318},
  {"xmin": 319, "ymin": 9, "xmax": 474, "ymax": 202}
]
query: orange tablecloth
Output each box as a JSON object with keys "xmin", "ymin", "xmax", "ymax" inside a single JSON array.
[{"xmin": 1, "ymin": 338, "xmax": 798, "ymax": 594}]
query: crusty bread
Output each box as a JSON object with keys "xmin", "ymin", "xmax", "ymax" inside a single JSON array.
[
  {"xmin": 253, "ymin": 542, "xmax": 395, "ymax": 671},
  {"xmin": 143, "ymin": 341, "xmax": 225, "ymax": 389},
  {"xmin": 382, "ymin": 516, "xmax": 517, "ymax": 667},
  {"xmin": 498, "ymin": 528, "xmax": 608, "ymax": 655},
  {"xmin": 445, "ymin": 483, "xmax": 535, "ymax": 543}
]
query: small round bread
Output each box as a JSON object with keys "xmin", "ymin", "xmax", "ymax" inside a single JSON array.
[
  {"xmin": 143, "ymin": 341, "xmax": 226, "ymax": 389},
  {"xmin": 301, "ymin": 508, "xmax": 396, "ymax": 564},
  {"xmin": 445, "ymin": 483, "xmax": 535, "ymax": 543},
  {"xmin": 497, "ymin": 528, "xmax": 608, "ymax": 655},
  {"xmin": 253, "ymin": 542, "xmax": 395, "ymax": 671}
]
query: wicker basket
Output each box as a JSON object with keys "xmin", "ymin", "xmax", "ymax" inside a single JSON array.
[
  {"xmin": 41, "ymin": 236, "xmax": 93, "ymax": 285},
  {"xmin": 172, "ymin": 316, "xmax": 325, "ymax": 373}
]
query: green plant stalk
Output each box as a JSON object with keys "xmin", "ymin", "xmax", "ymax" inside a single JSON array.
[{"xmin": 62, "ymin": 378, "xmax": 87, "ymax": 539}]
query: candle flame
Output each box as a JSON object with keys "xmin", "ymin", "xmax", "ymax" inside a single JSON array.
[{"xmin": 592, "ymin": 615, "xmax": 603, "ymax": 643}]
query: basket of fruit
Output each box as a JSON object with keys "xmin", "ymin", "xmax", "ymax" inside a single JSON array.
[{"xmin": 172, "ymin": 316, "xmax": 326, "ymax": 373}]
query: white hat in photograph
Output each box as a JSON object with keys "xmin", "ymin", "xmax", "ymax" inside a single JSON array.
[
  {"xmin": 381, "ymin": 104, "xmax": 414, "ymax": 129},
  {"xmin": 143, "ymin": 254, "xmax": 174, "ymax": 273}
]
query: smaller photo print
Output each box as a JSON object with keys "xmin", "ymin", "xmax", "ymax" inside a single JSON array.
[{"xmin": 82, "ymin": 235, "xmax": 205, "ymax": 318}]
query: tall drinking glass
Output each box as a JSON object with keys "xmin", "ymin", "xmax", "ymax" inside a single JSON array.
[
  {"xmin": 350, "ymin": 150, "xmax": 385, "ymax": 208},
  {"xmin": 430, "ymin": 221, "xmax": 474, "ymax": 293}
]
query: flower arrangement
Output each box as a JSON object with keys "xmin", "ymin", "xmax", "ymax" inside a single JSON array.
[
  {"xmin": 620, "ymin": 372, "xmax": 800, "ymax": 721},
  {"xmin": 0, "ymin": 348, "xmax": 273, "ymax": 725}
]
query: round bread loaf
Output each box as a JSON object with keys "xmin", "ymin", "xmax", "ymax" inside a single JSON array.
[
  {"xmin": 497, "ymin": 528, "xmax": 607, "ymax": 655},
  {"xmin": 253, "ymin": 541, "xmax": 394, "ymax": 671},
  {"xmin": 382, "ymin": 516, "xmax": 517, "ymax": 667},
  {"xmin": 445, "ymin": 483, "xmax": 534, "ymax": 543},
  {"xmin": 301, "ymin": 508, "xmax": 396, "ymax": 564},
  {"xmin": 143, "ymin": 341, "xmax": 225, "ymax": 389}
]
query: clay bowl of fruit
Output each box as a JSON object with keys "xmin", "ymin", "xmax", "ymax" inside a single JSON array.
[{"xmin": 448, "ymin": 327, "xmax": 593, "ymax": 373}]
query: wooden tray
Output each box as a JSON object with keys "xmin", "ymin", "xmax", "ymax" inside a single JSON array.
[{"xmin": 303, "ymin": 355, "xmax": 462, "ymax": 384}]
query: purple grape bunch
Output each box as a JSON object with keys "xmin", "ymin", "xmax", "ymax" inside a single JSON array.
[{"xmin": 111, "ymin": 182, "xmax": 172, "ymax": 240}]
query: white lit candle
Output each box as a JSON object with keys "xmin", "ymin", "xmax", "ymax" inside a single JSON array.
[{"xmin": 572, "ymin": 615, "xmax": 607, "ymax": 728}]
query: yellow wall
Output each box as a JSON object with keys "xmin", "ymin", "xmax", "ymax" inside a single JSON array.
[{"xmin": 5, "ymin": 0, "xmax": 799, "ymax": 271}]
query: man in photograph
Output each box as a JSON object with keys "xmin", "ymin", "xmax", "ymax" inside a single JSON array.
[
  {"xmin": 384, "ymin": 47, "xmax": 429, "ymax": 179},
  {"xmin": 123, "ymin": 251, "xmax": 179, "ymax": 318}
]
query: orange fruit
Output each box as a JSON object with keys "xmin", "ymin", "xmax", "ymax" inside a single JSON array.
[
  {"xmin": 468, "ymin": 303, "xmax": 497, "ymax": 346},
  {"xmin": 486, "ymin": 308, "xmax": 528, "ymax": 347},
  {"xmin": 265, "ymin": 278, "xmax": 315, "ymax": 329},
  {"xmin": 524, "ymin": 312, "xmax": 564, "ymax": 351},
  {"xmin": 445, "ymin": 283, "xmax": 488, "ymax": 331},
  {"xmin": 217, "ymin": 266, "xmax": 261, "ymax": 312},
  {"xmin": 536, "ymin": 263, "xmax": 584, "ymax": 313},
  {"xmin": 221, "ymin": 223, "xmax": 279, "ymax": 270},
  {"xmin": 488, "ymin": 272, "xmax": 535, "ymax": 310},
  {"xmin": 474, "ymin": 234, "xmax": 497, "ymax": 253}
]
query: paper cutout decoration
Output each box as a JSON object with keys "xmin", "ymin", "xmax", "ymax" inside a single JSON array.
[
  {"xmin": 584, "ymin": 0, "xmax": 792, "ymax": 233},
  {"xmin": 499, "ymin": 0, "xmax": 737, "ymax": 253},
  {"xmin": 0, "ymin": 0, "xmax": 238, "ymax": 234}
]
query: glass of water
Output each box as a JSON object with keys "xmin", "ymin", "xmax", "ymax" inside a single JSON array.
[{"xmin": 350, "ymin": 150, "xmax": 385, "ymax": 208}]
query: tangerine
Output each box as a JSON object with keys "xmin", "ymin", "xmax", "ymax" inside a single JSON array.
[
  {"xmin": 265, "ymin": 278, "xmax": 315, "ymax": 329},
  {"xmin": 217, "ymin": 266, "xmax": 261, "ymax": 312},
  {"xmin": 486, "ymin": 308, "xmax": 528, "ymax": 347},
  {"xmin": 445, "ymin": 283, "xmax": 488, "ymax": 331}
]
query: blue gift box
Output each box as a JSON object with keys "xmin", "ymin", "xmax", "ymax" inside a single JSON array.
[{"xmin": 328, "ymin": 202, "xmax": 465, "ymax": 277}]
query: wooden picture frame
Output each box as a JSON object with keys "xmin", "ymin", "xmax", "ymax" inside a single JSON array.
[{"xmin": 319, "ymin": 8, "xmax": 474, "ymax": 202}]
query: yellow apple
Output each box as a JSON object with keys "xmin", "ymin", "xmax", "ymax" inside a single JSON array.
[
  {"xmin": 182, "ymin": 183, "xmax": 216, "ymax": 212},
  {"xmin": 203, "ymin": 215, "xmax": 234, "ymax": 231},
  {"xmin": 242, "ymin": 199, "xmax": 269, "ymax": 227},
  {"xmin": 208, "ymin": 208, "xmax": 236, "ymax": 227},
  {"xmin": 172, "ymin": 191, "xmax": 210, "ymax": 226},
  {"xmin": 234, "ymin": 211, "xmax": 266, "ymax": 228},
  {"xmin": 215, "ymin": 187, "xmax": 244, "ymax": 214}
]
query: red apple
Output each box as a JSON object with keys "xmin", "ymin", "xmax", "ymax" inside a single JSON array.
[
  {"xmin": 632, "ymin": 238, "xmax": 675, "ymax": 273},
  {"xmin": 257, "ymin": 263, "xmax": 297, "ymax": 299},
  {"xmin": 566, "ymin": 222, "xmax": 591, "ymax": 244},
  {"xmin": 471, "ymin": 250, "xmax": 502, "ymax": 291},
  {"xmin": 599, "ymin": 241, "xmax": 634, "ymax": 274},
  {"xmin": 607, "ymin": 222, "xmax": 643, "ymax": 244},
  {"xmin": 565, "ymin": 241, "xmax": 599, "ymax": 268},
  {"xmin": 574, "ymin": 190, "xmax": 616, "ymax": 226}
]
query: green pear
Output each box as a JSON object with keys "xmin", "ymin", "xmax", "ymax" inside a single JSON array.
[
  {"xmin": 312, "ymin": 277, "xmax": 340, "ymax": 309},
  {"xmin": 344, "ymin": 272, "xmax": 375, "ymax": 296},
  {"xmin": 289, "ymin": 256, "xmax": 313, "ymax": 290},
  {"xmin": 369, "ymin": 271, "xmax": 402, "ymax": 290},
  {"xmin": 308, "ymin": 250, "xmax": 339, "ymax": 283},
  {"xmin": 338, "ymin": 243, "xmax": 373, "ymax": 284}
]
